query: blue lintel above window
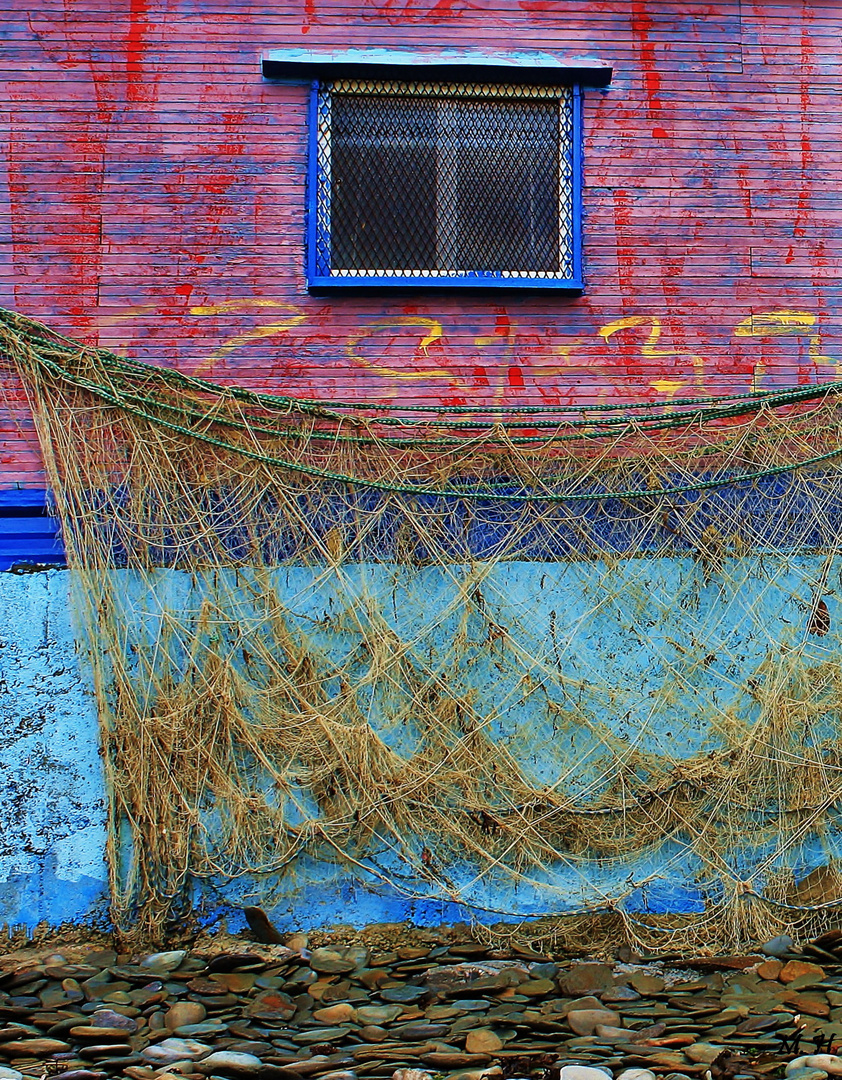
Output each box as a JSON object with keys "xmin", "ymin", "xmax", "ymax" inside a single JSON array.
[
  {"xmin": 261, "ymin": 47, "xmax": 612, "ymax": 88},
  {"xmin": 263, "ymin": 49, "xmax": 610, "ymax": 292}
]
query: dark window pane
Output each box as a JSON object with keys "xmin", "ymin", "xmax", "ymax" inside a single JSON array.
[
  {"xmin": 328, "ymin": 91, "xmax": 562, "ymax": 276},
  {"xmin": 331, "ymin": 95, "xmax": 438, "ymax": 271},
  {"xmin": 449, "ymin": 101, "xmax": 560, "ymax": 273}
]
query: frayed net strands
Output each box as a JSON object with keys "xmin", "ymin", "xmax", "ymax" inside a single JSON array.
[{"xmin": 3, "ymin": 306, "xmax": 842, "ymax": 950}]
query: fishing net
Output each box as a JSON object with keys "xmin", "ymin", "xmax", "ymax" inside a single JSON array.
[{"xmin": 3, "ymin": 306, "xmax": 842, "ymax": 950}]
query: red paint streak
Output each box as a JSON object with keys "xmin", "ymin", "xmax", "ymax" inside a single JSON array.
[
  {"xmin": 429, "ymin": 0, "xmax": 461, "ymax": 15},
  {"xmin": 359, "ymin": 0, "xmax": 469, "ymax": 24},
  {"xmin": 661, "ymin": 258, "xmax": 683, "ymax": 308},
  {"xmin": 794, "ymin": 6, "xmax": 812, "ymax": 236},
  {"xmin": 612, "ymin": 189, "xmax": 635, "ymax": 300},
  {"xmin": 800, "ymin": 11, "xmax": 812, "ymax": 172},
  {"xmin": 303, "ymin": 0, "xmax": 316, "ymax": 32},
  {"xmin": 734, "ymin": 159, "xmax": 753, "ymax": 223},
  {"xmin": 473, "ymin": 367, "xmax": 490, "ymax": 387},
  {"xmin": 202, "ymin": 175, "xmax": 237, "ymax": 194},
  {"xmin": 631, "ymin": 1, "xmax": 662, "ymax": 118},
  {"xmin": 652, "ymin": 127, "xmax": 667, "ymax": 139},
  {"xmin": 507, "ymin": 366, "xmax": 524, "ymax": 389},
  {"xmin": 126, "ymin": 0, "xmax": 151, "ymax": 104},
  {"xmin": 494, "ymin": 311, "xmax": 511, "ymax": 337}
]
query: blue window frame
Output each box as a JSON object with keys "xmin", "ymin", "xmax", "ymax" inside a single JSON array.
[{"xmin": 306, "ymin": 79, "xmax": 583, "ymax": 291}]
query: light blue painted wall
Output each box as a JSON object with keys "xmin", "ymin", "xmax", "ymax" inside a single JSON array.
[
  {"xmin": 176, "ymin": 557, "xmax": 841, "ymax": 933},
  {"xmin": 1, "ymin": 559, "xmax": 838, "ymax": 933},
  {"xmin": 0, "ymin": 571, "xmax": 109, "ymax": 932}
]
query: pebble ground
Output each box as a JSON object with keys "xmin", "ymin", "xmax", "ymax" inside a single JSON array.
[{"xmin": 2, "ymin": 933, "xmax": 842, "ymax": 1080}]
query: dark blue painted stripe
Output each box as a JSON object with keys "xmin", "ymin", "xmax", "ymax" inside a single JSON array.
[
  {"xmin": 71, "ymin": 471, "xmax": 842, "ymax": 567},
  {"xmin": 0, "ymin": 489, "xmax": 53, "ymax": 510},
  {"xmin": 0, "ymin": 470, "xmax": 836, "ymax": 572},
  {"xmin": 0, "ymin": 489, "xmax": 65, "ymax": 571}
]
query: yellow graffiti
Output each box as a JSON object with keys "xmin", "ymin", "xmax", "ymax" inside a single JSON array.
[
  {"xmin": 95, "ymin": 298, "xmax": 842, "ymax": 399},
  {"xmin": 189, "ymin": 300, "xmax": 308, "ymax": 375},
  {"xmin": 599, "ymin": 315, "xmax": 707, "ymax": 395},
  {"xmin": 734, "ymin": 310, "xmax": 816, "ymax": 336},
  {"xmin": 345, "ymin": 317, "xmax": 459, "ymax": 382},
  {"xmin": 650, "ymin": 378, "xmax": 687, "ymax": 398},
  {"xmin": 189, "ymin": 299, "xmax": 294, "ymax": 316},
  {"xmin": 95, "ymin": 298, "xmax": 309, "ymax": 376},
  {"xmin": 599, "ymin": 315, "xmax": 651, "ymax": 342},
  {"xmin": 734, "ymin": 309, "xmax": 840, "ymax": 388}
]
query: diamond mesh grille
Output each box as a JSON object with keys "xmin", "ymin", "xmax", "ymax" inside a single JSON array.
[{"xmin": 314, "ymin": 81, "xmax": 575, "ymax": 280}]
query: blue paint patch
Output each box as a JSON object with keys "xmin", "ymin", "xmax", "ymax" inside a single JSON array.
[
  {"xmin": 76, "ymin": 473, "xmax": 842, "ymax": 568},
  {"xmin": 0, "ymin": 855, "xmax": 110, "ymax": 931},
  {"xmin": 623, "ymin": 883, "xmax": 707, "ymax": 916}
]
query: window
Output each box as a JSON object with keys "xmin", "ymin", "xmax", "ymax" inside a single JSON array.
[{"xmin": 307, "ymin": 80, "xmax": 582, "ymax": 289}]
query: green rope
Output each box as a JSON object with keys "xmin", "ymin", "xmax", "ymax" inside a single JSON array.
[
  {"xmin": 4, "ymin": 306, "xmax": 842, "ymax": 503},
  {"xmin": 115, "ymin": 376, "xmax": 842, "ymax": 440},
  {"xmin": 26, "ymin": 348, "xmax": 842, "ymax": 505},
  {"xmin": 109, "ymin": 385, "xmax": 809, "ymax": 452},
  {"xmin": 77, "ymin": 353, "xmax": 842, "ymax": 433},
  {"xmin": 4, "ymin": 305, "xmax": 842, "ymax": 426}
]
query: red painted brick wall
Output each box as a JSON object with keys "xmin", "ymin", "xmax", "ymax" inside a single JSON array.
[{"xmin": 1, "ymin": 0, "xmax": 840, "ymax": 484}]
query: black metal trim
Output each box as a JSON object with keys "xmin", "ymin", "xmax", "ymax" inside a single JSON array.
[{"xmin": 262, "ymin": 58, "xmax": 612, "ymax": 88}]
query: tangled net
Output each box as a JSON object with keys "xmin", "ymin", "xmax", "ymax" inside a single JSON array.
[{"xmin": 3, "ymin": 306, "xmax": 842, "ymax": 951}]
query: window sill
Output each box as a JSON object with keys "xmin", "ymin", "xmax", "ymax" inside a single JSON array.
[{"xmin": 307, "ymin": 275, "xmax": 585, "ymax": 293}]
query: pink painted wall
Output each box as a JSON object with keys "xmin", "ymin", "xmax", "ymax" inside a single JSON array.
[{"xmin": 1, "ymin": 0, "xmax": 841, "ymax": 484}]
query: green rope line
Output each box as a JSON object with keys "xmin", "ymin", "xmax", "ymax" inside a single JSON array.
[
  {"xmin": 114, "ymin": 374, "xmax": 842, "ymax": 440},
  {"xmin": 110, "ymin": 384, "xmax": 806, "ymax": 453},
  {"xmin": 132, "ymin": 384, "xmax": 842, "ymax": 444},
  {"xmin": 13, "ymin": 327, "xmax": 842, "ymax": 445},
  {"xmin": 4, "ymin": 306, "xmax": 842, "ymax": 428},
  {"xmin": 99, "ymin": 338, "xmax": 842, "ymax": 420},
  {"xmin": 82, "ymin": 351, "xmax": 842, "ymax": 433},
  {"xmin": 5, "ymin": 306, "xmax": 842, "ymax": 501},
  {"xmin": 102, "ymin": 348, "xmax": 842, "ymax": 428},
  {"xmin": 26, "ymin": 347, "xmax": 842, "ymax": 504}
]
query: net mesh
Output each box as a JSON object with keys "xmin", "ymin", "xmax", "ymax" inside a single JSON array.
[{"xmin": 3, "ymin": 307, "xmax": 842, "ymax": 949}]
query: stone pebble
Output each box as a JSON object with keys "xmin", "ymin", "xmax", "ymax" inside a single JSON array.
[
  {"xmin": 165, "ymin": 1003, "xmax": 207, "ymax": 1030},
  {"xmin": 566, "ymin": 1007, "xmax": 621, "ymax": 1035},
  {"xmin": 763, "ymin": 935, "xmax": 795, "ymax": 958},
  {"xmin": 789, "ymin": 1058, "xmax": 842, "ymax": 1076},
  {"xmin": 195, "ymin": 1051, "xmax": 263, "ymax": 1074},
  {"xmin": 559, "ymin": 1068, "xmax": 612, "ymax": 1080},
  {"xmin": 684, "ymin": 1042, "xmax": 722, "ymax": 1063},
  {"xmin": 140, "ymin": 952, "xmax": 188, "ymax": 973},
  {"xmin": 0, "ymin": 931, "xmax": 840, "ymax": 1080}
]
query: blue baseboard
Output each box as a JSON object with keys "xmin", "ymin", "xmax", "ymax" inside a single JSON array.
[{"xmin": 0, "ymin": 489, "xmax": 65, "ymax": 571}]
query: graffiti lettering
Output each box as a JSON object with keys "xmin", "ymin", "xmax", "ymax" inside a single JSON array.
[
  {"xmin": 94, "ymin": 303, "xmax": 842, "ymax": 402},
  {"xmin": 734, "ymin": 309, "xmax": 840, "ymax": 388}
]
